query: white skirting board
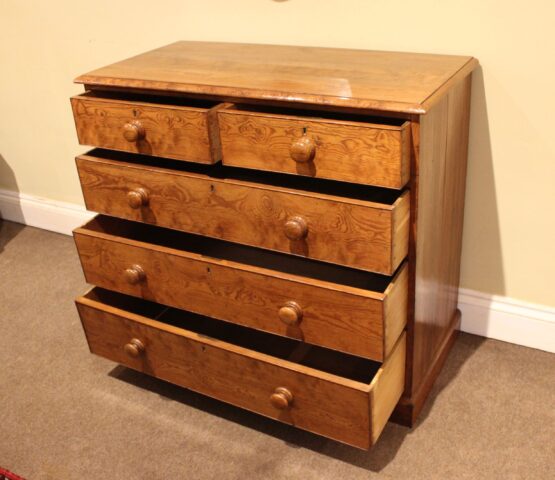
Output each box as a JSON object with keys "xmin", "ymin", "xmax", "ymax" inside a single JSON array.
[
  {"xmin": 0, "ymin": 188, "xmax": 94, "ymax": 235},
  {"xmin": 1, "ymin": 188, "xmax": 554, "ymax": 354}
]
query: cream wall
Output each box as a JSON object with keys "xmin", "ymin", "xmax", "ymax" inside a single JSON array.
[{"xmin": 1, "ymin": 0, "xmax": 554, "ymax": 307}]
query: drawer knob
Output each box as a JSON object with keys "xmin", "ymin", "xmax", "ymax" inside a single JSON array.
[
  {"xmin": 123, "ymin": 121, "xmax": 145, "ymax": 142},
  {"xmin": 278, "ymin": 301, "xmax": 303, "ymax": 326},
  {"xmin": 125, "ymin": 264, "xmax": 145, "ymax": 285},
  {"xmin": 124, "ymin": 338, "xmax": 145, "ymax": 358},
  {"xmin": 290, "ymin": 135, "xmax": 315, "ymax": 163},
  {"xmin": 284, "ymin": 216, "xmax": 308, "ymax": 241},
  {"xmin": 270, "ymin": 387, "xmax": 293, "ymax": 410},
  {"xmin": 127, "ymin": 188, "xmax": 149, "ymax": 209}
]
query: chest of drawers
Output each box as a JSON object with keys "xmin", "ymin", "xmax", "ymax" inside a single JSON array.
[{"xmin": 71, "ymin": 42, "xmax": 477, "ymax": 449}]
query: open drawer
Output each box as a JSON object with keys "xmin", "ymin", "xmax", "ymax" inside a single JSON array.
[
  {"xmin": 71, "ymin": 92, "xmax": 226, "ymax": 163},
  {"xmin": 76, "ymin": 287, "xmax": 406, "ymax": 449},
  {"xmin": 76, "ymin": 150, "xmax": 409, "ymax": 275},
  {"xmin": 218, "ymin": 104, "xmax": 411, "ymax": 188},
  {"xmin": 73, "ymin": 215, "xmax": 407, "ymax": 362}
]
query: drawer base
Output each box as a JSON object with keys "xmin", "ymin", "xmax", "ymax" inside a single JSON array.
[
  {"xmin": 391, "ymin": 309, "xmax": 461, "ymax": 426},
  {"xmin": 76, "ymin": 287, "xmax": 406, "ymax": 449}
]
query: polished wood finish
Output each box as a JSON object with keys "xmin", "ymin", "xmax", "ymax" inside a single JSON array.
[
  {"xmin": 71, "ymin": 93, "xmax": 220, "ymax": 163},
  {"xmin": 392, "ymin": 310, "xmax": 460, "ymax": 425},
  {"xmin": 122, "ymin": 121, "xmax": 145, "ymax": 142},
  {"xmin": 394, "ymin": 74, "xmax": 473, "ymax": 424},
  {"xmin": 74, "ymin": 216, "xmax": 408, "ymax": 361},
  {"xmin": 283, "ymin": 216, "xmax": 308, "ymax": 241},
  {"xmin": 124, "ymin": 264, "xmax": 145, "ymax": 285},
  {"xmin": 76, "ymin": 289, "xmax": 406, "ymax": 449},
  {"xmin": 74, "ymin": 41, "xmax": 476, "ymax": 114},
  {"xmin": 218, "ymin": 106, "xmax": 410, "ymax": 188},
  {"xmin": 126, "ymin": 187, "xmax": 149, "ymax": 209},
  {"xmin": 123, "ymin": 338, "xmax": 145, "ymax": 358},
  {"xmin": 270, "ymin": 387, "xmax": 294, "ymax": 410},
  {"xmin": 71, "ymin": 43, "xmax": 477, "ymax": 447},
  {"xmin": 76, "ymin": 153, "xmax": 409, "ymax": 275},
  {"xmin": 290, "ymin": 135, "xmax": 316, "ymax": 163},
  {"xmin": 278, "ymin": 301, "xmax": 303, "ymax": 326}
]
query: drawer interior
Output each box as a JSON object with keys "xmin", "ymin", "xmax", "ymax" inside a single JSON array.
[
  {"xmin": 226, "ymin": 103, "xmax": 407, "ymax": 127},
  {"xmin": 86, "ymin": 215, "xmax": 394, "ymax": 293},
  {"xmin": 77, "ymin": 91, "xmax": 220, "ymax": 109},
  {"xmin": 85, "ymin": 148, "xmax": 405, "ymax": 203},
  {"xmin": 85, "ymin": 287, "xmax": 382, "ymax": 384}
]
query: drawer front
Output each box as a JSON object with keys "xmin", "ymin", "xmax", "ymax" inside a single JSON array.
[
  {"xmin": 71, "ymin": 94, "xmax": 222, "ymax": 164},
  {"xmin": 73, "ymin": 217, "xmax": 408, "ymax": 361},
  {"xmin": 76, "ymin": 289, "xmax": 407, "ymax": 449},
  {"xmin": 218, "ymin": 108, "xmax": 411, "ymax": 188},
  {"xmin": 76, "ymin": 154, "xmax": 409, "ymax": 275}
]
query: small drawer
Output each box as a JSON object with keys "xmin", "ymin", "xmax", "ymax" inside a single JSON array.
[
  {"xmin": 73, "ymin": 216, "xmax": 408, "ymax": 362},
  {"xmin": 76, "ymin": 150, "xmax": 409, "ymax": 275},
  {"xmin": 71, "ymin": 92, "xmax": 226, "ymax": 163},
  {"xmin": 76, "ymin": 288, "xmax": 407, "ymax": 449},
  {"xmin": 218, "ymin": 105, "xmax": 411, "ymax": 188}
]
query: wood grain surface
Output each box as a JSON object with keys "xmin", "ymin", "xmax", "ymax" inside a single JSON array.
[
  {"xmin": 218, "ymin": 107, "xmax": 410, "ymax": 188},
  {"xmin": 73, "ymin": 216, "xmax": 408, "ymax": 361},
  {"xmin": 74, "ymin": 41, "xmax": 477, "ymax": 113},
  {"xmin": 76, "ymin": 153, "xmax": 409, "ymax": 275},
  {"xmin": 395, "ymin": 73, "xmax": 473, "ymax": 424},
  {"xmin": 76, "ymin": 288, "xmax": 407, "ymax": 449},
  {"xmin": 71, "ymin": 93, "xmax": 219, "ymax": 163}
]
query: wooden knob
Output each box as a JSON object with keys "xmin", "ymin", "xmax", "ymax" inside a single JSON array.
[
  {"xmin": 124, "ymin": 338, "xmax": 145, "ymax": 357},
  {"xmin": 270, "ymin": 387, "xmax": 293, "ymax": 410},
  {"xmin": 123, "ymin": 121, "xmax": 145, "ymax": 142},
  {"xmin": 125, "ymin": 264, "xmax": 145, "ymax": 285},
  {"xmin": 278, "ymin": 301, "xmax": 303, "ymax": 326},
  {"xmin": 127, "ymin": 188, "xmax": 149, "ymax": 209},
  {"xmin": 290, "ymin": 135, "xmax": 315, "ymax": 163},
  {"xmin": 284, "ymin": 216, "xmax": 308, "ymax": 241}
]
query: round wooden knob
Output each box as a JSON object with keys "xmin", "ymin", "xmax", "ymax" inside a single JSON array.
[
  {"xmin": 127, "ymin": 188, "xmax": 149, "ymax": 209},
  {"xmin": 124, "ymin": 338, "xmax": 145, "ymax": 357},
  {"xmin": 270, "ymin": 387, "xmax": 293, "ymax": 410},
  {"xmin": 290, "ymin": 135, "xmax": 315, "ymax": 163},
  {"xmin": 125, "ymin": 264, "xmax": 145, "ymax": 285},
  {"xmin": 284, "ymin": 216, "xmax": 308, "ymax": 241},
  {"xmin": 123, "ymin": 121, "xmax": 145, "ymax": 142},
  {"xmin": 278, "ymin": 301, "xmax": 303, "ymax": 326}
]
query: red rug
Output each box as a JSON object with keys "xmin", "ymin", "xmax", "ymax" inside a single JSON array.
[{"xmin": 0, "ymin": 468, "xmax": 25, "ymax": 480}]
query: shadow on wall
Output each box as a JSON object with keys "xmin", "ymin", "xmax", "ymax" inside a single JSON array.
[
  {"xmin": 0, "ymin": 154, "xmax": 25, "ymax": 252},
  {"xmin": 462, "ymin": 66, "xmax": 505, "ymax": 298}
]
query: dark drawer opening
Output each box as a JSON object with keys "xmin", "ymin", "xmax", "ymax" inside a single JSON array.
[
  {"xmin": 83, "ymin": 287, "xmax": 382, "ymax": 383},
  {"xmin": 85, "ymin": 148, "xmax": 405, "ymax": 202},
  {"xmin": 84, "ymin": 215, "xmax": 394, "ymax": 293},
  {"xmin": 228, "ymin": 103, "xmax": 407, "ymax": 127},
  {"xmin": 77, "ymin": 91, "xmax": 220, "ymax": 109}
]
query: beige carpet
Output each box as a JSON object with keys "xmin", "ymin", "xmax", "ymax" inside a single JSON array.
[{"xmin": 0, "ymin": 219, "xmax": 553, "ymax": 480}]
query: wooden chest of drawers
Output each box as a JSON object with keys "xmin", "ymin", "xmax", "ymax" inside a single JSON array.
[{"xmin": 71, "ymin": 41, "xmax": 477, "ymax": 450}]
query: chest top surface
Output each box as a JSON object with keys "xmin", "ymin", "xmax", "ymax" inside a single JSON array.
[{"xmin": 75, "ymin": 41, "xmax": 476, "ymax": 114}]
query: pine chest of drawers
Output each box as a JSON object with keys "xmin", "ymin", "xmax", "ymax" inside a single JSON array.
[{"xmin": 71, "ymin": 42, "xmax": 477, "ymax": 450}]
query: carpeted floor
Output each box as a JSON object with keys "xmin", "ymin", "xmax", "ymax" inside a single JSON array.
[{"xmin": 0, "ymin": 219, "xmax": 553, "ymax": 480}]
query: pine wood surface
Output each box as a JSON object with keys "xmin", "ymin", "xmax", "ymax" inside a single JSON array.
[
  {"xmin": 74, "ymin": 216, "xmax": 408, "ymax": 361},
  {"xmin": 74, "ymin": 41, "xmax": 476, "ymax": 113},
  {"xmin": 76, "ymin": 288, "xmax": 406, "ymax": 449},
  {"xmin": 218, "ymin": 106, "xmax": 410, "ymax": 188},
  {"xmin": 76, "ymin": 152, "xmax": 409, "ymax": 275},
  {"xmin": 71, "ymin": 93, "xmax": 219, "ymax": 163}
]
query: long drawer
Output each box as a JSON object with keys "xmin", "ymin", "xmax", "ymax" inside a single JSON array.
[
  {"xmin": 218, "ymin": 104, "xmax": 411, "ymax": 188},
  {"xmin": 73, "ymin": 216, "xmax": 408, "ymax": 362},
  {"xmin": 71, "ymin": 93, "xmax": 225, "ymax": 163},
  {"xmin": 76, "ymin": 287, "xmax": 407, "ymax": 449},
  {"xmin": 76, "ymin": 150, "xmax": 409, "ymax": 275}
]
